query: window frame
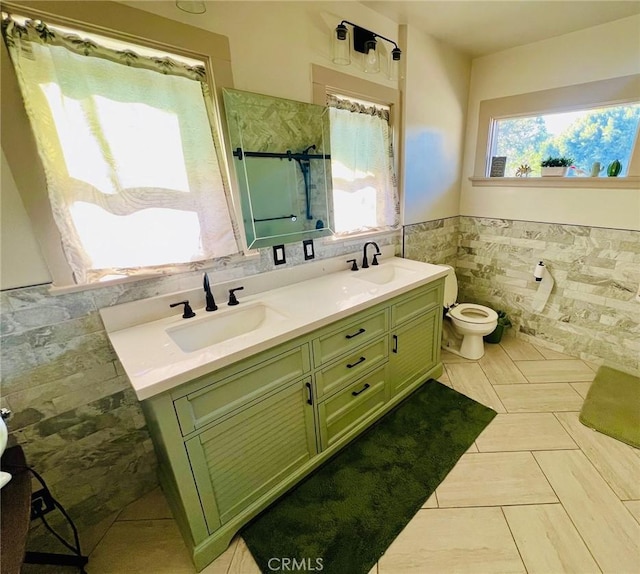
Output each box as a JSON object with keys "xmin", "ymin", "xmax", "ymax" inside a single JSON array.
[
  {"xmin": 471, "ymin": 74, "xmax": 640, "ymax": 186},
  {"xmin": 1, "ymin": 0, "xmax": 236, "ymax": 288},
  {"xmin": 311, "ymin": 64, "xmax": 402, "ymax": 239}
]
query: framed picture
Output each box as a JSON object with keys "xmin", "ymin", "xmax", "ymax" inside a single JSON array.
[{"xmin": 490, "ymin": 156, "xmax": 506, "ymax": 177}]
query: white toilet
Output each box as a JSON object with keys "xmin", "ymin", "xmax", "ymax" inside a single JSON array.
[{"xmin": 442, "ymin": 265, "xmax": 498, "ymax": 360}]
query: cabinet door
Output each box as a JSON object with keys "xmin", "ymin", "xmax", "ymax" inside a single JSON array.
[
  {"xmin": 389, "ymin": 308, "xmax": 439, "ymax": 396},
  {"xmin": 185, "ymin": 378, "xmax": 316, "ymax": 531}
]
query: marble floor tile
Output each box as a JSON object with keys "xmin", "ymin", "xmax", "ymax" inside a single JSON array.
[
  {"xmin": 86, "ymin": 520, "xmax": 195, "ymax": 573},
  {"xmin": 533, "ymin": 344, "xmax": 575, "ymax": 360},
  {"xmin": 570, "ymin": 381, "xmax": 592, "ymax": 399},
  {"xmin": 227, "ymin": 539, "xmax": 261, "ymax": 574},
  {"xmin": 441, "ymin": 349, "xmax": 474, "ymax": 363},
  {"xmin": 555, "ymin": 412, "xmax": 640, "ymax": 500},
  {"xmin": 437, "ymin": 369, "xmax": 452, "ymax": 387},
  {"xmin": 80, "ymin": 510, "xmax": 120, "ymax": 556},
  {"xmin": 624, "ymin": 501, "xmax": 640, "ymax": 524},
  {"xmin": 202, "ymin": 537, "xmax": 240, "ymax": 574},
  {"xmin": 378, "ymin": 507, "xmax": 525, "ymax": 573},
  {"xmin": 422, "ymin": 491, "xmax": 438, "ymax": 508},
  {"xmin": 495, "ymin": 383, "xmax": 584, "ymax": 413},
  {"xmin": 503, "ymin": 504, "xmax": 601, "ymax": 574},
  {"xmin": 445, "ymin": 362, "xmax": 506, "ymax": 413},
  {"xmin": 435, "ymin": 452, "xmax": 557, "ymax": 507},
  {"xmin": 479, "ymin": 344, "xmax": 528, "ymax": 385},
  {"xmin": 534, "ymin": 450, "xmax": 640, "ymax": 573},
  {"xmin": 515, "ymin": 359, "xmax": 595, "ymax": 383},
  {"xmin": 475, "ymin": 413, "xmax": 578, "ymax": 452},
  {"xmin": 500, "ymin": 337, "xmax": 545, "ymax": 361},
  {"xmin": 117, "ymin": 486, "xmax": 173, "ymax": 521}
]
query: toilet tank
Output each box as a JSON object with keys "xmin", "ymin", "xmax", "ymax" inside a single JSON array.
[{"xmin": 442, "ymin": 265, "xmax": 458, "ymax": 308}]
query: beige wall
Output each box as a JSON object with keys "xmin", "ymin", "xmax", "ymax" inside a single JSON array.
[
  {"xmin": 401, "ymin": 25, "xmax": 470, "ymax": 225},
  {"xmin": 124, "ymin": 1, "xmax": 401, "ymax": 103},
  {"xmin": 0, "ymin": 151, "xmax": 51, "ymax": 289},
  {"xmin": 2, "ymin": 0, "xmax": 471, "ymax": 288},
  {"xmin": 460, "ymin": 15, "xmax": 640, "ymax": 231}
]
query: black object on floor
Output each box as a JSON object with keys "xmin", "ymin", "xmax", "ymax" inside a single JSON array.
[
  {"xmin": 0, "ymin": 445, "xmax": 88, "ymax": 574},
  {"xmin": 242, "ymin": 380, "xmax": 497, "ymax": 574}
]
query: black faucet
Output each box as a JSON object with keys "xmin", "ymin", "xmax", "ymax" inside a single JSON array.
[
  {"xmin": 169, "ymin": 300, "xmax": 196, "ymax": 319},
  {"xmin": 228, "ymin": 286, "xmax": 244, "ymax": 306},
  {"xmin": 362, "ymin": 241, "xmax": 381, "ymax": 269},
  {"xmin": 203, "ymin": 273, "xmax": 217, "ymax": 311}
]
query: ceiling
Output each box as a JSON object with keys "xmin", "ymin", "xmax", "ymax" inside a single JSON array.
[{"xmin": 362, "ymin": 1, "xmax": 640, "ymax": 57}]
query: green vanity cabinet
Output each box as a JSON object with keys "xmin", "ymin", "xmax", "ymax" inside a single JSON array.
[
  {"xmin": 185, "ymin": 377, "xmax": 316, "ymax": 530},
  {"xmin": 390, "ymin": 279, "xmax": 443, "ymax": 396},
  {"xmin": 140, "ymin": 277, "xmax": 444, "ymax": 571}
]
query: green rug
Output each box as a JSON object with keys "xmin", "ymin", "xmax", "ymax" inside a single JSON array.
[
  {"xmin": 242, "ymin": 380, "xmax": 497, "ymax": 574},
  {"xmin": 579, "ymin": 365, "xmax": 640, "ymax": 448}
]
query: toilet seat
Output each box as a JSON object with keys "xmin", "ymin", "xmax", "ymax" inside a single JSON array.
[{"xmin": 448, "ymin": 303, "xmax": 498, "ymax": 324}]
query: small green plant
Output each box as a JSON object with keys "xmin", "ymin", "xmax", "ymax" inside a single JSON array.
[
  {"xmin": 541, "ymin": 156, "xmax": 573, "ymax": 167},
  {"xmin": 496, "ymin": 310, "xmax": 512, "ymax": 327}
]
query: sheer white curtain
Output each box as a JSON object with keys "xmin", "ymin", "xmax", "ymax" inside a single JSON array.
[
  {"xmin": 328, "ymin": 97, "xmax": 399, "ymax": 235},
  {"xmin": 4, "ymin": 17, "xmax": 238, "ymax": 284}
]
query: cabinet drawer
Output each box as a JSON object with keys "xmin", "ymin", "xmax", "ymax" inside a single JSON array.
[
  {"xmin": 174, "ymin": 344, "xmax": 310, "ymax": 435},
  {"xmin": 391, "ymin": 281, "xmax": 443, "ymax": 327},
  {"xmin": 315, "ymin": 336, "xmax": 388, "ymax": 400},
  {"xmin": 318, "ymin": 365, "xmax": 388, "ymax": 450},
  {"xmin": 312, "ymin": 308, "xmax": 388, "ymax": 367}
]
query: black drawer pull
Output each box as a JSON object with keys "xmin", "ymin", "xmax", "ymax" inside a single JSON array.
[
  {"xmin": 346, "ymin": 356, "xmax": 366, "ymax": 369},
  {"xmin": 392, "ymin": 334, "xmax": 398, "ymax": 354},
  {"xmin": 352, "ymin": 383, "xmax": 371, "ymax": 397},
  {"xmin": 305, "ymin": 382, "xmax": 313, "ymax": 405},
  {"xmin": 345, "ymin": 328, "xmax": 365, "ymax": 340}
]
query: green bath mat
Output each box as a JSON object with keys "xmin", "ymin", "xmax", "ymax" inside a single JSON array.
[
  {"xmin": 579, "ymin": 365, "xmax": 640, "ymax": 448},
  {"xmin": 242, "ymin": 380, "xmax": 497, "ymax": 574}
]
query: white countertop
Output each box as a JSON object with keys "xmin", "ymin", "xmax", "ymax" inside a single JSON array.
[{"xmin": 101, "ymin": 256, "xmax": 448, "ymax": 401}]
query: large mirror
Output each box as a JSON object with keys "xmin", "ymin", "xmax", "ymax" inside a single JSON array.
[{"xmin": 222, "ymin": 88, "xmax": 333, "ymax": 249}]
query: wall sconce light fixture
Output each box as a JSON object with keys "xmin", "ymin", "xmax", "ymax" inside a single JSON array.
[
  {"xmin": 332, "ymin": 20, "xmax": 401, "ymax": 80},
  {"xmin": 176, "ymin": 1, "xmax": 206, "ymax": 14}
]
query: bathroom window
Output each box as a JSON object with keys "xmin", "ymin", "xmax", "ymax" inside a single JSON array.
[
  {"xmin": 490, "ymin": 103, "xmax": 640, "ymax": 177},
  {"xmin": 472, "ymin": 74, "xmax": 640, "ymax": 181},
  {"xmin": 327, "ymin": 94, "xmax": 400, "ymax": 235},
  {"xmin": 311, "ymin": 65, "xmax": 400, "ymax": 237},
  {"xmin": 2, "ymin": 11, "xmax": 238, "ymax": 285}
]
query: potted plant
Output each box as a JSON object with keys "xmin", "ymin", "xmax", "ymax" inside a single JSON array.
[
  {"xmin": 540, "ymin": 156, "xmax": 573, "ymax": 177},
  {"xmin": 483, "ymin": 310, "xmax": 512, "ymax": 344}
]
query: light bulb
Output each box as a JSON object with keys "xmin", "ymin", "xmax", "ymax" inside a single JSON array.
[
  {"xmin": 389, "ymin": 47, "xmax": 401, "ymax": 81},
  {"xmin": 363, "ymin": 39, "xmax": 379, "ymax": 74},
  {"xmin": 332, "ymin": 24, "xmax": 350, "ymax": 65}
]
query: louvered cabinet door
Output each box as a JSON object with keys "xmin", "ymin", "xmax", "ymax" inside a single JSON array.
[
  {"xmin": 185, "ymin": 378, "xmax": 316, "ymax": 531},
  {"xmin": 389, "ymin": 307, "xmax": 439, "ymax": 396}
]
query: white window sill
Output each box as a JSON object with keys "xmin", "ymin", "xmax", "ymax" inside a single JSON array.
[{"xmin": 469, "ymin": 176, "xmax": 640, "ymax": 189}]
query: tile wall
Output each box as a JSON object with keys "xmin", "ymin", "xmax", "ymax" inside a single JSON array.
[
  {"xmin": 0, "ymin": 232, "xmax": 399, "ymax": 549},
  {"xmin": 404, "ymin": 216, "xmax": 639, "ymax": 374}
]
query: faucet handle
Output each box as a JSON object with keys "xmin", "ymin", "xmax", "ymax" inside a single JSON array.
[
  {"xmin": 170, "ymin": 300, "xmax": 196, "ymax": 319},
  {"xmin": 347, "ymin": 259, "xmax": 358, "ymax": 271},
  {"xmin": 228, "ymin": 286, "xmax": 244, "ymax": 306},
  {"xmin": 372, "ymin": 252, "xmax": 381, "ymax": 266}
]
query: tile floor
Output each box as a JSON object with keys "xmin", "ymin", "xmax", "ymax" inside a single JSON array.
[{"xmin": 67, "ymin": 338, "xmax": 640, "ymax": 573}]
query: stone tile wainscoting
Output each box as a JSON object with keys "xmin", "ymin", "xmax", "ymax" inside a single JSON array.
[
  {"xmin": 0, "ymin": 231, "xmax": 400, "ymax": 554},
  {"xmin": 404, "ymin": 216, "xmax": 639, "ymax": 374},
  {"xmin": 403, "ymin": 217, "xmax": 459, "ymax": 268}
]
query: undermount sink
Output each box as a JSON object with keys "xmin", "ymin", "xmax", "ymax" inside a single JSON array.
[
  {"xmin": 352, "ymin": 261, "xmax": 418, "ymax": 285},
  {"xmin": 167, "ymin": 302, "xmax": 287, "ymax": 353}
]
